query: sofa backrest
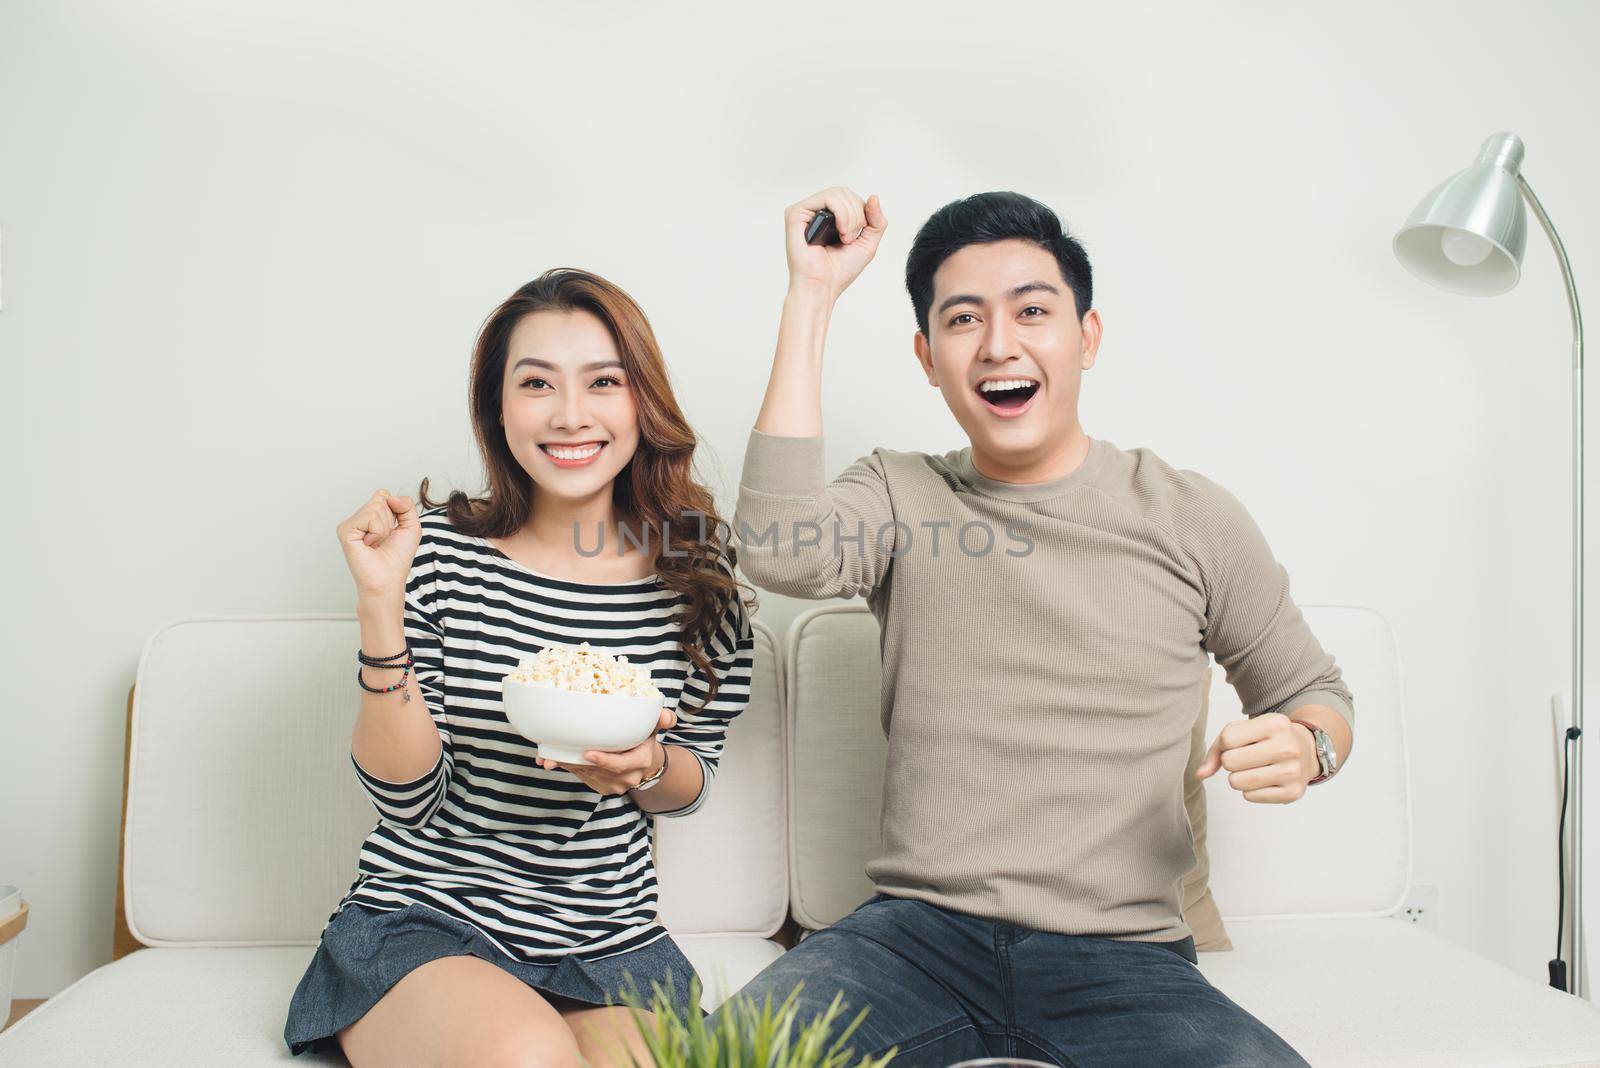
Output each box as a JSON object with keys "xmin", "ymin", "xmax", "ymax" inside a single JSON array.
[
  {"xmin": 656, "ymin": 616, "xmax": 789, "ymax": 936},
  {"xmin": 1201, "ymin": 605, "xmax": 1411, "ymax": 918},
  {"xmin": 785, "ymin": 603, "xmax": 1411, "ymax": 930},
  {"xmin": 121, "ymin": 614, "xmax": 788, "ymax": 948}
]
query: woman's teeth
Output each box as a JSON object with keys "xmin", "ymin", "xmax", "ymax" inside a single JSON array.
[{"xmin": 542, "ymin": 443, "xmax": 604, "ymax": 461}]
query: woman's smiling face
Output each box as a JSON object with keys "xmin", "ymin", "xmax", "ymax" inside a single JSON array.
[
  {"xmin": 914, "ymin": 238, "xmax": 1101, "ymax": 473},
  {"xmin": 501, "ymin": 308, "xmax": 641, "ymax": 502}
]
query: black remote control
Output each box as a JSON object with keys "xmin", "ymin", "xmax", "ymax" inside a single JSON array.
[{"xmin": 805, "ymin": 209, "xmax": 841, "ymax": 246}]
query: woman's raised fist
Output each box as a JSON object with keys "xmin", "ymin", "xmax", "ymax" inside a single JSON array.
[{"xmin": 336, "ymin": 488, "xmax": 421, "ymax": 604}]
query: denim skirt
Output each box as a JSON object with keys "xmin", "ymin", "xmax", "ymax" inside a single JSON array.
[{"xmin": 283, "ymin": 902, "xmax": 703, "ymax": 1056}]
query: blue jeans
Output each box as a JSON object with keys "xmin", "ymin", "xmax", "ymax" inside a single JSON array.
[{"xmin": 716, "ymin": 893, "xmax": 1309, "ymax": 1068}]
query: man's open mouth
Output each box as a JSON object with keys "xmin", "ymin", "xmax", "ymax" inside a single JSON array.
[{"xmin": 975, "ymin": 378, "xmax": 1041, "ymax": 414}]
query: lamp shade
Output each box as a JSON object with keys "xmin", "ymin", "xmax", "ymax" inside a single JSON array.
[{"xmin": 1393, "ymin": 131, "xmax": 1528, "ymax": 296}]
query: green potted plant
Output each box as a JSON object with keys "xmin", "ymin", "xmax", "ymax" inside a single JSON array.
[{"xmin": 606, "ymin": 974, "xmax": 898, "ymax": 1068}]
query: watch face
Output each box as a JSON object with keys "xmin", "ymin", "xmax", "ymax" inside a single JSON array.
[{"xmin": 1315, "ymin": 731, "xmax": 1336, "ymax": 772}]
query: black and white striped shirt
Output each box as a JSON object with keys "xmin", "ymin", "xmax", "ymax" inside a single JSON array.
[{"xmin": 333, "ymin": 506, "xmax": 754, "ymax": 962}]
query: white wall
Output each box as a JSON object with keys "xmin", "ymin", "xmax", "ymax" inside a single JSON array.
[{"xmin": 3, "ymin": 0, "xmax": 1597, "ymax": 999}]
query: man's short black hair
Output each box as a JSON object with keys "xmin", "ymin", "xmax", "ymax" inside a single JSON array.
[{"xmin": 905, "ymin": 191, "xmax": 1093, "ymax": 336}]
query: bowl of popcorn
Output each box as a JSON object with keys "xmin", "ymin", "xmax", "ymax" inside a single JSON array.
[{"xmin": 501, "ymin": 641, "xmax": 664, "ymax": 765}]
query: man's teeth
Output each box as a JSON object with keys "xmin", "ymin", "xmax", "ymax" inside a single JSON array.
[
  {"xmin": 979, "ymin": 378, "xmax": 1038, "ymax": 393},
  {"xmin": 545, "ymin": 444, "xmax": 603, "ymax": 460}
]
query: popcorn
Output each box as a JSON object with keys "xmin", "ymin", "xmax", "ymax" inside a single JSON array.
[{"xmin": 506, "ymin": 641, "xmax": 661, "ymax": 699}]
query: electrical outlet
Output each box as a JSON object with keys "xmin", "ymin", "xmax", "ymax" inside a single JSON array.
[{"xmin": 1400, "ymin": 884, "xmax": 1439, "ymax": 931}]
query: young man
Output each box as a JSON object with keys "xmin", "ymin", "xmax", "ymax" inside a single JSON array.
[{"xmin": 717, "ymin": 187, "xmax": 1354, "ymax": 1067}]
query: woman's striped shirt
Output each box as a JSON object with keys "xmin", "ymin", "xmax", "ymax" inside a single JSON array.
[{"xmin": 332, "ymin": 505, "xmax": 755, "ymax": 962}]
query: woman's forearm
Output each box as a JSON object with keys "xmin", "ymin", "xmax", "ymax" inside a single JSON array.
[
  {"xmin": 753, "ymin": 282, "xmax": 835, "ymax": 438},
  {"xmin": 350, "ymin": 595, "xmax": 444, "ymax": 783}
]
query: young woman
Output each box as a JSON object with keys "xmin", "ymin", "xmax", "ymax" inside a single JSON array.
[{"xmin": 284, "ymin": 268, "xmax": 757, "ymax": 1067}]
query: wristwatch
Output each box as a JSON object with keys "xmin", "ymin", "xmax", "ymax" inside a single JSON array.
[
  {"xmin": 1297, "ymin": 722, "xmax": 1339, "ymax": 785},
  {"xmin": 633, "ymin": 741, "xmax": 669, "ymax": 792}
]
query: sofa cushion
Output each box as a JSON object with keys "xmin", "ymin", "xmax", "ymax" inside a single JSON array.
[
  {"xmin": 124, "ymin": 617, "xmax": 375, "ymax": 946},
  {"xmin": 785, "ymin": 604, "xmax": 1230, "ymax": 943},
  {"xmin": 1182, "ymin": 666, "xmax": 1233, "ymax": 951},
  {"xmin": 1198, "ymin": 918, "xmax": 1600, "ymax": 1067},
  {"xmin": 655, "ymin": 621, "xmax": 789, "ymax": 937},
  {"xmin": 783, "ymin": 605, "xmax": 887, "ymax": 930},
  {"xmin": 122, "ymin": 615, "xmax": 788, "ymax": 947},
  {"xmin": 1202, "ymin": 606, "xmax": 1409, "ymax": 918},
  {"xmin": 10, "ymin": 924, "xmax": 1598, "ymax": 1068},
  {"xmin": 785, "ymin": 603, "xmax": 1410, "ymax": 930},
  {"xmin": 0, "ymin": 937, "xmax": 786, "ymax": 1066}
]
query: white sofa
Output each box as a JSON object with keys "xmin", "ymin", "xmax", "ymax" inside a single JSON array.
[{"xmin": 3, "ymin": 604, "xmax": 1600, "ymax": 1067}]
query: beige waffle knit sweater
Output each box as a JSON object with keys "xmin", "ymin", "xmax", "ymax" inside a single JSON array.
[{"xmin": 733, "ymin": 427, "xmax": 1353, "ymax": 944}]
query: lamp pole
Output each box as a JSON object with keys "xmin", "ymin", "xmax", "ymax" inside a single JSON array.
[{"xmin": 1519, "ymin": 170, "xmax": 1587, "ymax": 999}]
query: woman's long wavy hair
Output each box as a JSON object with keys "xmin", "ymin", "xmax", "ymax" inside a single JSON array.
[{"xmin": 418, "ymin": 268, "xmax": 756, "ymax": 709}]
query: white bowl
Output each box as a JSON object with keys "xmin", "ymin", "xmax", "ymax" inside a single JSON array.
[{"xmin": 501, "ymin": 677, "xmax": 662, "ymax": 765}]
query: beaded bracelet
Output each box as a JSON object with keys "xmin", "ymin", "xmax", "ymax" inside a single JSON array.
[
  {"xmin": 357, "ymin": 655, "xmax": 413, "ymax": 702},
  {"xmin": 357, "ymin": 647, "xmax": 410, "ymax": 667}
]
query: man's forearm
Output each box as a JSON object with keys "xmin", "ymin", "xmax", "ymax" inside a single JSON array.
[{"xmin": 754, "ymin": 282, "xmax": 833, "ymax": 438}]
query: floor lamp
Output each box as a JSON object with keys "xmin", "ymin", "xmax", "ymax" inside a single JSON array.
[{"xmin": 1392, "ymin": 131, "xmax": 1586, "ymax": 996}]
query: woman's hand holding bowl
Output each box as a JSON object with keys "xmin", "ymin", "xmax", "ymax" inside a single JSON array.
[{"xmin": 539, "ymin": 707, "xmax": 678, "ymax": 795}]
